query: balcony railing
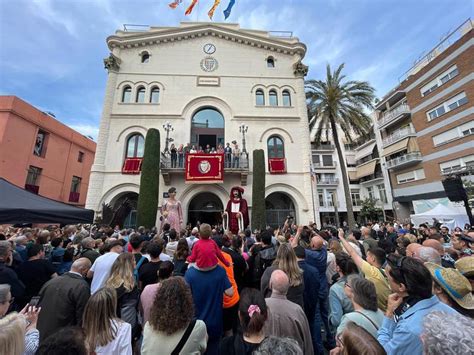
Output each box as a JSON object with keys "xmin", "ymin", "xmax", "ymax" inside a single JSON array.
[
  {"xmin": 313, "ymin": 161, "xmax": 337, "ymax": 168},
  {"xmin": 382, "ymin": 126, "xmax": 417, "ymax": 147},
  {"xmin": 317, "ymin": 178, "xmax": 339, "ymax": 185},
  {"xmin": 161, "ymin": 154, "xmax": 249, "ymax": 170},
  {"xmin": 377, "ymin": 104, "xmax": 411, "ymax": 128},
  {"xmin": 312, "ymin": 144, "xmax": 335, "ymax": 151},
  {"xmin": 359, "ymin": 172, "xmax": 384, "ymax": 184},
  {"xmin": 386, "ymin": 152, "xmax": 422, "ymax": 169},
  {"xmin": 441, "ymin": 163, "xmax": 474, "ymax": 176}
]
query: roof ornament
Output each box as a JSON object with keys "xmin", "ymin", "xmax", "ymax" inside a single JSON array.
[
  {"xmin": 103, "ymin": 53, "xmax": 121, "ymax": 72},
  {"xmin": 293, "ymin": 60, "xmax": 308, "ymax": 77}
]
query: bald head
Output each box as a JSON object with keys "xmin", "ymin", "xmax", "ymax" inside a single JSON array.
[
  {"xmin": 361, "ymin": 227, "xmax": 370, "ymax": 237},
  {"xmin": 311, "ymin": 235, "xmax": 324, "ymax": 250},
  {"xmin": 406, "ymin": 243, "xmax": 422, "ymax": 257},
  {"xmin": 422, "ymin": 239, "xmax": 444, "ymax": 255},
  {"xmin": 71, "ymin": 257, "xmax": 91, "ymax": 275},
  {"xmin": 269, "ymin": 269, "xmax": 290, "ymax": 295}
]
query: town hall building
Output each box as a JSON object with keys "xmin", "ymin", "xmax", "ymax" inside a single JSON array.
[{"xmin": 85, "ymin": 22, "xmax": 316, "ymax": 228}]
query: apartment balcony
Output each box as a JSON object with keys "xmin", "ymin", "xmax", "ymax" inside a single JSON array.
[
  {"xmin": 317, "ymin": 177, "xmax": 339, "ymax": 186},
  {"xmin": 377, "ymin": 104, "xmax": 411, "ymax": 129},
  {"xmin": 382, "ymin": 126, "xmax": 417, "ymax": 148},
  {"xmin": 313, "ymin": 161, "xmax": 337, "ymax": 169},
  {"xmin": 312, "ymin": 144, "xmax": 335, "ymax": 151},
  {"xmin": 386, "ymin": 152, "xmax": 423, "ymax": 170},
  {"xmin": 359, "ymin": 172, "xmax": 384, "ymax": 184},
  {"xmin": 441, "ymin": 163, "xmax": 474, "ymax": 176}
]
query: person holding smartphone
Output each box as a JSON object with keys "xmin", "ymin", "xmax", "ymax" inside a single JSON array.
[{"xmin": 0, "ymin": 241, "xmax": 25, "ymax": 310}]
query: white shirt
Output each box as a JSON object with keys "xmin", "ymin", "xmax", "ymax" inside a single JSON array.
[
  {"xmin": 95, "ymin": 320, "xmax": 132, "ymax": 355},
  {"xmin": 159, "ymin": 253, "xmax": 172, "ymax": 262},
  {"xmin": 231, "ymin": 202, "xmax": 240, "ymax": 213},
  {"xmin": 186, "ymin": 236, "xmax": 198, "ymax": 249},
  {"xmin": 90, "ymin": 252, "xmax": 120, "ymax": 294}
]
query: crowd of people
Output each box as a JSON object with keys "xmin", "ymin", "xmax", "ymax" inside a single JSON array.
[
  {"xmin": 0, "ymin": 218, "xmax": 473, "ymax": 355},
  {"xmin": 168, "ymin": 140, "xmax": 243, "ymax": 168}
]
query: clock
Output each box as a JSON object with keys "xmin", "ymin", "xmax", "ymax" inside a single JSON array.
[{"xmin": 203, "ymin": 43, "xmax": 216, "ymax": 54}]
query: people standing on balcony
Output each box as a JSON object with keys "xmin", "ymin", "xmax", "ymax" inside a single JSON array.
[
  {"xmin": 224, "ymin": 142, "xmax": 232, "ymax": 168},
  {"xmin": 232, "ymin": 141, "xmax": 240, "ymax": 168},
  {"xmin": 170, "ymin": 144, "xmax": 177, "ymax": 168},
  {"xmin": 190, "ymin": 145, "xmax": 197, "ymax": 153},
  {"xmin": 197, "ymin": 146, "xmax": 204, "ymax": 154},
  {"xmin": 217, "ymin": 143, "xmax": 224, "ymax": 154},
  {"xmin": 177, "ymin": 144, "xmax": 184, "ymax": 168},
  {"xmin": 161, "ymin": 187, "xmax": 183, "ymax": 233},
  {"xmin": 210, "ymin": 147, "xmax": 217, "ymax": 154},
  {"xmin": 205, "ymin": 144, "xmax": 211, "ymax": 153}
]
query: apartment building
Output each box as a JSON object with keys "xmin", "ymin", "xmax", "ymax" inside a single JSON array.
[
  {"xmin": 0, "ymin": 96, "xmax": 96, "ymax": 207},
  {"xmin": 375, "ymin": 19, "xmax": 473, "ymax": 220}
]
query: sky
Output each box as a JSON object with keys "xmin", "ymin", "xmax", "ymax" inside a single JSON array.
[{"xmin": 0, "ymin": 0, "xmax": 472, "ymax": 140}]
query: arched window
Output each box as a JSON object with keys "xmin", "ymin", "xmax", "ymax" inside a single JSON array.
[
  {"xmin": 256, "ymin": 89, "xmax": 265, "ymax": 106},
  {"xmin": 267, "ymin": 135, "xmax": 284, "ymax": 158},
  {"xmin": 282, "ymin": 90, "xmax": 291, "ymax": 106},
  {"xmin": 126, "ymin": 134, "xmax": 145, "ymax": 158},
  {"xmin": 122, "ymin": 86, "xmax": 132, "ymax": 103},
  {"xmin": 269, "ymin": 90, "xmax": 278, "ymax": 106},
  {"xmin": 141, "ymin": 52, "xmax": 150, "ymax": 63},
  {"xmin": 267, "ymin": 57, "xmax": 275, "ymax": 68},
  {"xmin": 136, "ymin": 87, "xmax": 145, "ymax": 103},
  {"xmin": 150, "ymin": 87, "xmax": 160, "ymax": 103}
]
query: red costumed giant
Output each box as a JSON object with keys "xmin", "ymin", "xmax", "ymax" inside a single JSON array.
[{"xmin": 225, "ymin": 186, "xmax": 249, "ymax": 235}]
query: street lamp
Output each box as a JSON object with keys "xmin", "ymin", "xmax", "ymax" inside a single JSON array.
[
  {"xmin": 239, "ymin": 123, "xmax": 248, "ymax": 156},
  {"xmin": 162, "ymin": 121, "xmax": 174, "ymax": 154}
]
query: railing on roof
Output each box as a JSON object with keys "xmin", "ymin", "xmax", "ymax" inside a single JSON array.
[
  {"xmin": 123, "ymin": 24, "xmax": 150, "ymax": 32},
  {"xmin": 398, "ymin": 18, "xmax": 472, "ymax": 82},
  {"xmin": 268, "ymin": 31, "xmax": 293, "ymax": 38}
]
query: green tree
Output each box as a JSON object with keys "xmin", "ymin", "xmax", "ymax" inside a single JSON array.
[
  {"xmin": 306, "ymin": 63, "xmax": 375, "ymax": 229},
  {"xmin": 359, "ymin": 198, "xmax": 383, "ymax": 223},
  {"xmin": 251, "ymin": 149, "xmax": 266, "ymax": 230},
  {"xmin": 137, "ymin": 129, "xmax": 161, "ymax": 228}
]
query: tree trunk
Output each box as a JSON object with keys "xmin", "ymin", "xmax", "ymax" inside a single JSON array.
[
  {"xmin": 329, "ymin": 117, "xmax": 356, "ymax": 230},
  {"xmin": 251, "ymin": 149, "xmax": 266, "ymax": 230}
]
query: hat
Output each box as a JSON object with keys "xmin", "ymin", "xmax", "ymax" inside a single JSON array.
[
  {"xmin": 293, "ymin": 245, "xmax": 306, "ymax": 259},
  {"xmin": 455, "ymin": 256, "xmax": 474, "ymax": 278},
  {"xmin": 425, "ymin": 262, "xmax": 474, "ymax": 310},
  {"xmin": 231, "ymin": 140, "xmax": 237, "ymax": 144}
]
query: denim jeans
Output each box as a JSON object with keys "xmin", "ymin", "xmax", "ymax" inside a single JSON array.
[
  {"xmin": 313, "ymin": 296, "xmax": 335, "ymax": 354},
  {"xmin": 232, "ymin": 157, "xmax": 239, "ymax": 168}
]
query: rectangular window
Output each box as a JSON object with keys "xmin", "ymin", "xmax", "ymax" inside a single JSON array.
[
  {"xmin": 313, "ymin": 154, "xmax": 321, "ymax": 166},
  {"xmin": 351, "ymin": 189, "xmax": 361, "ymax": 206},
  {"xmin": 433, "ymin": 120, "xmax": 474, "ymax": 146},
  {"xmin": 318, "ymin": 189, "xmax": 325, "ymax": 207},
  {"xmin": 70, "ymin": 176, "xmax": 82, "ymax": 193},
  {"xmin": 25, "ymin": 166, "xmax": 42, "ymax": 194},
  {"xmin": 420, "ymin": 65, "xmax": 459, "ymax": 97},
  {"xmin": 426, "ymin": 92, "xmax": 468, "ymax": 121},
  {"xmin": 33, "ymin": 130, "xmax": 48, "ymax": 157},
  {"xmin": 396, "ymin": 168, "xmax": 426, "ymax": 184},
  {"xmin": 327, "ymin": 190, "xmax": 336, "ymax": 207},
  {"xmin": 439, "ymin": 155, "xmax": 474, "ymax": 174},
  {"xmin": 367, "ymin": 186, "xmax": 375, "ymax": 200},
  {"xmin": 78, "ymin": 151, "xmax": 84, "ymax": 163},
  {"xmin": 377, "ymin": 184, "xmax": 388, "ymax": 203},
  {"xmin": 322, "ymin": 155, "xmax": 333, "ymax": 166}
]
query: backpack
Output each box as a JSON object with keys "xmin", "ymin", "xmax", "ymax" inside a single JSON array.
[
  {"xmin": 133, "ymin": 255, "xmax": 147, "ymax": 283},
  {"xmin": 251, "ymin": 246, "xmax": 276, "ymax": 287}
]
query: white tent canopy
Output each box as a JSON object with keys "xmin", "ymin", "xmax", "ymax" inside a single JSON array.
[{"xmin": 410, "ymin": 203, "xmax": 469, "ymax": 230}]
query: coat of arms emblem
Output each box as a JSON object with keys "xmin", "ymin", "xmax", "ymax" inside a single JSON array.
[
  {"xmin": 198, "ymin": 160, "xmax": 211, "ymax": 174},
  {"xmin": 200, "ymin": 57, "xmax": 218, "ymax": 72}
]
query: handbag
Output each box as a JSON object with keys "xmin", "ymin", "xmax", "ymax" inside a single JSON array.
[{"xmin": 170, "ymin": 319, "xmax": 197, "ymax": 355}]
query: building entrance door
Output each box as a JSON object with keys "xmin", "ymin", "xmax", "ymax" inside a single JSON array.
[
  {"xmin": 187, "ymin": 192, "xmax": 224, "ymax": 227},
  {"xmin": 265, "ymin": 192, "xmax": 296, "ymax": 229}
]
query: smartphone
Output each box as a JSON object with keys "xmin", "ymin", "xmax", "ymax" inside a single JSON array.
[{"xmin": 29, "ymin": 296, "xmax": 40, "ymax": 307}]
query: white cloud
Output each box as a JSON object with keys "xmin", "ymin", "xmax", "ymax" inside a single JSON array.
[{"xmin": 68, "ymin": 124, "xmax": 99, "ymax": 140}]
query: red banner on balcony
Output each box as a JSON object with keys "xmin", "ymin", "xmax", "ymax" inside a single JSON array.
[
  {"xmin": 122, "ymin": 158, "xmax": 142, "ymax": 174},
  {"xmin": 185, "ymin": 153, "xmax": 224, "ymax": 183},
  {"xmin": 269, "ymin": 158, "xmax": 286, "ymax": 174}
]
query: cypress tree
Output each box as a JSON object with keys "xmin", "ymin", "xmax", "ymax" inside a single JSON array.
[
  {"xmin": 251, "ymin": 149, "xmax": 266, "ymax": 230},
  {"xmin": 137, "ymin": 128, "xmax": 160, "ymax": 228}
]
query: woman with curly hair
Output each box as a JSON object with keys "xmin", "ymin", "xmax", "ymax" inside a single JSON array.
[
  {"xmin": 260, "ymin": 243, "xmax": 304, "ymax": 308},
  {"xmin": 82, "ymin": 287, "xmax": 132, "ymax": 355},
  {"xmin": 141, "ymin": 277, "xmax": 207, "ymax": 354},
  {"xmin": 105, "ymin": 253, "xmax": 140, "ymax": 339},
  {"xmin": 173, "ymin": 238, "xmax": 190, "ymax": 276}
]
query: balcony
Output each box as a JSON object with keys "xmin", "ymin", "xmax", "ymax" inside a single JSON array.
[
  {"xmin": 312, "ymin": 144, "xmax": 335, "ymax": 151},
  {"xmin": 313, "ymin": 161, "xmax": 337, "ymax": 169},
  {"xmin": 377, "ymin": 104, "xmax": 411, "ymax": 129},
  {"xmin": 69, "ymin": 191, "xmax": 80, "ymax": 203},
  {"xmin": 317, "ymin": 178, "xmax": 339, "ymax": 186},
  {"xmin": 386, "ymin": 152, "xmax": 422, "ymax": 170},
  {"xmin": 359, "ymin": 172, "xmax": 384, "ymax": 184},
  {"xmin": 382, "ymin": 126, "xmax": 417, "ymax": 148},
  {"xmin": 441, "ymin": 163, "xmax": 474, "ymax": 176}
]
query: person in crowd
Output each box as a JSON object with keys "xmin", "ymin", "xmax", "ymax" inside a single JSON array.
[
  {"xmin": 0, "ymin": 311, "xmax": 40, "ymax": 355},
  {"xmin": 455, "ymin": 255, "xmax": 474, "ymax": 290},
  {"xmin": 88, "ymin": 239, "xmax": 122, "ymax": 294},
  {"xmin": 338, "ymin": 230, "xmax": 390, "ymax": 312},
  {"xmin": 79, "ymin": 237, "xmax": 100, "ymax": 265},
  {"xmin": 140, "ymin": 261, "xmax": 174, "ymax": 324},
  {"xmin": 16, "ymin": 244, "xmax": 57, "ymax": 308},
  {"xmin": 142, "ymin": 277, "xmax": 207, "ymax": 355},
  {"xmin": 14, "ymin": 236, "xmax": 29, "ymax": 262},
  {"xmin": 293, "ymin": 245, "xmax": 320, "ymax": 353},
  {"xmin": 0, "ymin": 284, "xmax": 13, "ymax": 317},
  {"xmin": 223, "ymin": 235, "xmax": 248, "ymax": 292},
  {"xmin": 405, "ymin": 242, "xmax": 422, "ymax": 258},
  {"xmin": 337, "ymin": 275, "xmax": 384, "ymax": 338},
  {"xmin": 425, "ymin": 262, "xmax": 474, "ymax": 318},
  {"xmin": 417, "ymin": 246, "xmax": 441, "ymax": 265},
  {"xmin": 138, "ymin": 241, "xmax": 162, "ymax": 289},
  {"xmin": 49, "ymin": 237, "xmax": 65, "ymax": 272},
  {"xmin": 185, "ymin": 243, "xmax": 233, "ymax": 355},
  {"xmin": 263, "ymin": 269, "xmax": 313, "ymax": 354},
  {"xmin": 451, "ymin": 233, "xmax": 473, "ymax": 258},
  {"xmin": 170, "ymin": 143, "xmax": 178, "ymax": 168},
  {"xmin": 82, "ymin": 287, "xmax": 132, "ymax": 355},
  {"xmin": 253, "ymin": 336, "xmax": 303, "ymax": 355},
  {"xmin": 165, "ymin": 229, "xmax": 179, "ymax": 257},
  {"xmin": 377, "ymin": 254, "xmax": 457, "ymax": 354},
  {"xmin": 173, "ymin": 238, "xmax": 190, "ymax": 276},
  {"xmin": 421, "ymin": 311, "xmax": 474, "ymax": 355},
  {"xmin": 37, "ymin": 258, "xmax": 91, "ymax": 342},
  {"xmin": 56, "ymin": 247, "xmax": 74, "ymax": 275},
  {"xmin": 36, "ymin": 326, "xmax": 88, "ymax": 355},
  {"xmin": 361, "ymin": 227, "xmax": 378, "ymax": 254},
  {"xmin": 186, "ymin": 227, "xmax": 199, "ymax": 249},
  {"xmin": 224, "ymin": 142, "xmax": 232, "ymax": 168},
  {"xmin": 177, "ymin": 144, "xmax": 184, "ymax": 168},
  {"xmin": 422, "ymin": 239, "xmax": 455, "ymax": 268},
  {"xmin": 248, "ymin": 230, "xmax": 277, "ymax": 289},
  {"xmin": 186, "ymin": 223, "xmax": 230, "ymax": 270},
  {"xmin": 0, "ymin": 241, "xmax": 25, "ymax": 308},
  {"xmin": 329, "ymin": 252, "xmax": 358, "ymax": 330},
  {"xmin": 129, "ymin": 233, "xmax": 148, "ymax": 267},
  {"xmin": 105, "ymin": 253, "xmax": 140, "ymax": 339},
  {"xmin": 261, "ymin": 243, "xmax": 304, "ymax": 308},
  {"xmin": 232, "ymin": 141, "xmax": 240, "ymax": 168},
  {"xmin": 220, "ymin": 288, "xmax": 268, "ymax": 354},
  {"xmin": 331, "ymin": 321, "xmax": 386, "ymax": 355}
]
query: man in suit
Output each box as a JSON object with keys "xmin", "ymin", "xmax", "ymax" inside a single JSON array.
[{"xmin": 37, "ymin": 257, "xmax": 91, "ymax": 343}]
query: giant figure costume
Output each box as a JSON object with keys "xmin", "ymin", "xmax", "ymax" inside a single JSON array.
[{"xmin": 225, "ymin": 186, "xmax": 249, "ymax": 234}]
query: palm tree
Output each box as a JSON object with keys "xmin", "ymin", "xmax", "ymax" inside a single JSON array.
[{"xmin": 306, "ymin": 63, "xmax": 375, "ymax": 229}]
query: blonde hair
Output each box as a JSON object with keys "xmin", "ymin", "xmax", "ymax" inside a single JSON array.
[
  {"xmin": 106, "ymin": 253, "xmax": 135, "ymax": 292},
  {"xmin": 273, "ymin": 243, "xmax": 303, "ymax": 287},
  {"xmin": 82, "ymin": 287, "xmax": 120, "ymax": 349},
  {"xmin": 0, "ymin": 312, "xmax": 26, "ymax": 355},
  {"xmin": 405, "ymin": 234, "xmax": 417, "ymax": 244}
]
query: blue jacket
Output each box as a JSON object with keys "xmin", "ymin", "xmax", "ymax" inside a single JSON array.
[
  {"xmin": 328, "ymin": 275, "xmax": 354, "ymax": 330},
  {"xmin": 377, "ymin": 295, "xmax": 457, "ymax": 355},
  {"xmin": 305, "ymin": 247, "xmax": 328, "ymax": 296},
  {"xmin": 298, "ymin": 260, "xmax": 320, "ymax": 320}
]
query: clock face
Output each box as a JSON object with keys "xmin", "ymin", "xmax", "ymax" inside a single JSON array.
[{"xmin": 203, "ymin": 43, "xmax": 216, "ymax": 54}]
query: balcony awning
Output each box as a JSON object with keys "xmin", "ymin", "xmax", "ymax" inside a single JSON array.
[
  {"xmin": 354, "ymin": 141, "xmax": 376, "ymax": 161},
  {"xmin": 348, "ymin": 171, "xmax": 358, "ymax": 181},
  {"xmin": 356, "ymin": 160, "xmax": 377, "ymax": 179},
  {"xmin": 382, "ymin": 137, "xmax": 419, "ymax": 156}
]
